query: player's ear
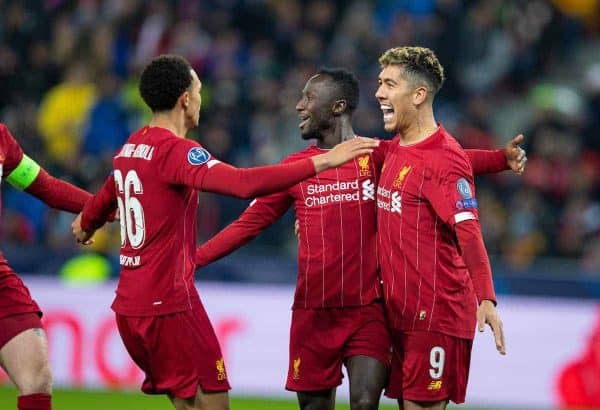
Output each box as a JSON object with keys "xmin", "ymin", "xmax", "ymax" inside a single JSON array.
[
  {"xmin": 332, "ymin": 100, "xmax": 347, "ymax": 116},
  {"xmin": 181, "ymin": 91, "xmax": 190, "ymax": 109},
  {"xmin": 413, "ymin": 86, "xmax": 428, "ymax": 106}
]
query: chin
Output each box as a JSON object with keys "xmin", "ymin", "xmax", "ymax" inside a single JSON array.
[{"xmin": 300, "ymin": 129, "xmax": 317, "ymax": 140}]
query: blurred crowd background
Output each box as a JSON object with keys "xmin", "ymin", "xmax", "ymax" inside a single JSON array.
[{"xmin": 0, "ymin": 0, "xmax": 599, "ymax": 287}]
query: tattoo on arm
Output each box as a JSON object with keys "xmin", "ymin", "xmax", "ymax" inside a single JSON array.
[{"xmin": 32, "ymin": 328, "xmax": 46, "ymax": 338}]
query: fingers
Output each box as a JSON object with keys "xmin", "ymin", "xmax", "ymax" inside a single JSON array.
[
  {"xmin": 477, "ymin": 311, "xmax": 485, "ymax": 332},
  {"xmin": 294, "ymin": 219, "xmax": 300, "ymax": 237},
  {"xmin": 491, "ymin": 319, "xmax": 506, "ymax": 355},
  {"xmin": 511, "ymin": 134, "xmax": 524, "ymax": 147},
  {"xmin": 76, "ymin": 233, "xmax": 94, "ymax": 245},
  {"xmin": 354, "ymin": 136, "xmax": 380, "ymax": 147},
  {"xmin": 517, "ymin": 147, "xmax": 527, "ymax": 174}
]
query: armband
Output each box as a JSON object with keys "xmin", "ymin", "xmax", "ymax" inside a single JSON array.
[{"xmin": 6, "ymin": 154, "xmax": 41, "ymax": 190}]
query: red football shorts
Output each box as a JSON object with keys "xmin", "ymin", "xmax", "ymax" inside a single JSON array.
[
  {"xmin": 385, "ymin": 330, "xmax": 473, "ymax": 404},
  {"xmin": 0, "ymin": 273, "xmax": 42, "ymax": 320},
  {"xmin": 286, "ymin": 301, "xmax": 391, "ymax": 391},
  {"xmin": 0, "ymin": 312, "xmax": 43, "ymax": 349},
  {"xmin": 116, "ymin": 301, "xmax": 231, "ymax": 398}
]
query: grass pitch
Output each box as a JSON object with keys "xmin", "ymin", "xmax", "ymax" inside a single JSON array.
[
  {"xmin": 0, "ymin": 386, "xmax": 384, "ymax": 409},
  {"xmin": 0, "ymin": 385, "xmax": 493, "ymax": 409}
]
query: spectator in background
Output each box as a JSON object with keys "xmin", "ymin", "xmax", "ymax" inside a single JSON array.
[
  {"xmin": 83, "ymin": 74, "xmax": 129, "ymax": 154},
  {"xmin": 0, "ymin": 0, "xmax": 597, "ymax": 278},
  {"xmin": 37, "ymin": 60, "xmax": 96, "ymax": 165}
]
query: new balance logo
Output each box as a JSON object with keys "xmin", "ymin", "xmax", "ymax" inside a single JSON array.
[
  {"xmin": 362, "ymin": 179, "xmax": 375, "ymax": 201},
  {"xmin": 391, "ymin": 191, "xmax": 402, "ymax": 213}
]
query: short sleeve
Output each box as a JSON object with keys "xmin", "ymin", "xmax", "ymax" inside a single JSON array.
[
  {"xmin": 424, "ymin": 151, "xmax": 479, "ymax": 227},
  {"xmin": 156, "ymin": 138, "xmax": 219, "ymax": 189}
]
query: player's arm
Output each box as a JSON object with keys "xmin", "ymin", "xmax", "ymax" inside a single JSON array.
[
  {"xmin": 158, "ymin": 137, "xmax": 378, "ymax": 199},
  {"xmin": 0, "ymin": 124, "xmax": 92, "ymax": 212},
  {"xmin": 196, "ymin": 191, "xmax": 294, "ymax": 267},
  {"xmin": 424, "ymin": 154, "xmax": 506, "ymax": 355},
  {"xmin": 465, "ymin": 134, "xmax": 526, "ymax": 175},
  {"xmin": 72, "ymin": 175, "xmax": 117, "ymax": 244}
]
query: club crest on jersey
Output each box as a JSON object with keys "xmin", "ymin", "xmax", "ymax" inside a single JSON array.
[
  {"xmin": 456, "ymin": 178, "xmax": 472, "ymax": 199},
  {"xmin": 188, "ymin": 147, "xmax": 210, "ymax": 165},
  {"xmin": 392, "ymin": 165, "xmax": 411, "ymax": 188},
  {"xmin": 293, "ymin": 357, "xmax": 301, "ymax": 380},
  {"xmin": 216, "ymin": 358, "xmax": 227, "ymax": 381},
  {"xmin": 358, "ymin": 155, "xmax": 371, "ymax": 177}
]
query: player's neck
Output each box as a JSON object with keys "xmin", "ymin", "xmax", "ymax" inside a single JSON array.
[
  {"xmin": 317, "ymin": 116, "xmax": 355, "ymax": 149},
  {"xmin": 149, "ymin": 112, "xmax": 188, "ymax": 138},
  {"xmin": 400, "ymin": 110, "xmax": 437, "ymax": 146}
]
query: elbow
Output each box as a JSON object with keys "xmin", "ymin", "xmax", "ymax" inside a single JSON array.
[{"xmin": 236, "ymin": 186, "xmax": 259, "ymax": 200}]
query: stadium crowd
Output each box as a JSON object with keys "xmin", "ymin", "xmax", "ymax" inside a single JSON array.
[{"xmin": 0, "ymin": 0, "xmax": 599, "ymax": 276}]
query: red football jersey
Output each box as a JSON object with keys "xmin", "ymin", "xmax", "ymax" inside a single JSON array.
[
  {"xmin": 110, "ymin": 126, "xmax": 208, "ymax": 315},
  {"xmin": 82, "ymin": 126, "xmax": 318, "ymax": 316},
  {"xmin": 377, "ymin": 126, "xmax": 482, "ymax": 340},
  {"xmin": 0, "ymin": 125, "xmax": 30, "ymax": 277},
  {"xmin": 197, "ymin": 140, "xmax": 390, "ymax": 309}
]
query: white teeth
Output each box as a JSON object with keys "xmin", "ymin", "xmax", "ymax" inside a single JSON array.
[
  {"xmin": 380, "ymin": 104, "xmax": 394, "ymax": 122},
  {"xmin": 380, "ymin": 105, "xmax": 394, "ymax": 118}
]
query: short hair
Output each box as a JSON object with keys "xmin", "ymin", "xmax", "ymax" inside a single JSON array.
[
  {"xmin": 316, "ymin": 67, "xmax": 359, "ymax": 113},
  {"xmin": 139, "ymin": 54, "xmax": 193, "ymax": 112},
  {"xmin": 379, "ymin": 46, "xmax": 445, "ymax": 96}
]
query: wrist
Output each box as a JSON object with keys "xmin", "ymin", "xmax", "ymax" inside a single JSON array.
[
  {"xmin": 499, "ymin": 149, "xmax": 510, "ymax": 170},
  {"xmin": 311, "ymin": 154, "xmax": 330, "ymax": 173},
  {"xmin": 480, "ymin": 299, "xmax": 497, "ymax": 307}
]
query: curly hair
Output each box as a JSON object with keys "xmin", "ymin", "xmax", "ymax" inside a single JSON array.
[
  {"xmin": 139, "ymin": 54, "xmax": 193, "ymax": 112},
  {"xmin": 316, "ymin": 67, "xmax": 360, "ymax": 113},
  {"xmin": 379, "ymin": 46, "xmax": 445, "ymax": 96}
]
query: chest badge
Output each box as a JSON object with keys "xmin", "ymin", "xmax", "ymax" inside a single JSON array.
[
  {"xmin": 392, "ymin": 165, "xmax": 412, "ymax": 188},
  {"xmin": 358, "ymin": 155, "xmax": 371, "ymax": 177}
]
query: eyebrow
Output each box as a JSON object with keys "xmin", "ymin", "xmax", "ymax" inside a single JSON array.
[{"xmin": 379, "ymin": 77, "xmax": 397, "ymax": 86}]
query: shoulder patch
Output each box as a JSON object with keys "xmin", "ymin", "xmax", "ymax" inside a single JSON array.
[
  {"xmin": 456, "ymin": 178, "xmax": 472, "ymax": 199},
  {"xmin": 187, "ymin": 147, "xmax": 210, "ymax": 165}
]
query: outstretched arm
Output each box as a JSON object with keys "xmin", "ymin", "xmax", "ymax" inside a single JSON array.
[
  {"xmin": 466, "ymin": 134, "xmax": 526, "ymax": 175},
  {"xmin": 196, "ymin": 191, "xmax": 293, "ymax": 267},
  {"xmin": 160, "ymin": 137, "xmax": 378, "ymax": 199},
  {"xmin": 0, "ymin": 124, "xmax": 92, "ymax": 212},
  {"xmin": 24, "ymin": 169, "xmax": 91, "ymax": 213}
]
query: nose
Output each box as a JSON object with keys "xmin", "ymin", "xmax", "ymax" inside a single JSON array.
[
  {"xmin": 375, "ymin": 85, "xmax": 385, "ymax": 102},
  {"xmin": 296, "ymin": 96, "xmax": 306, "ymax": 112}
]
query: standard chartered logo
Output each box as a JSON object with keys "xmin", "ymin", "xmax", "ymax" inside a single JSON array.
[
  {"xmin": 391, "ymin": 191, "xmax": 402, "ymax": 213},
  {"xmin": 362, "ymin": 179, "xmax": 375, "ymax": 201}
]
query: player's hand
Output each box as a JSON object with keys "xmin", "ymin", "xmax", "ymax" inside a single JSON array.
[
  {"xmin": 503, "ymin": 134, "xmax": 527, "ymax": 175},
  {"xmin": 477, "ymin": 300, "xmax": 506, "ymax": 355},
  {"xmin": 312, "ymin": 137, "xmax": 379, "ymax": 172},
  {"xmin": 71, "ymin": 213, "xmax": 95, "ymax": 245},
  {"xmin": 294, "ymin": 219, "xmax": 300, "ymax": 237}
]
